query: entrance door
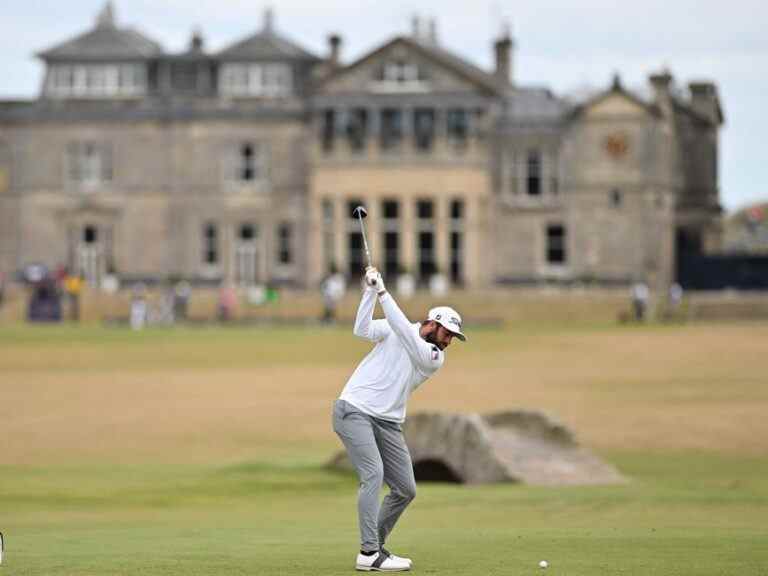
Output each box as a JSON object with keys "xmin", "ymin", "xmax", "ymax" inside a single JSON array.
[
  {"xmin": 234, "ymin": 223, "xmax": 260, "ymax": 286},
  {"xmin": 77, "ymin": 224, "xmax": 105, "ymax": 286}
]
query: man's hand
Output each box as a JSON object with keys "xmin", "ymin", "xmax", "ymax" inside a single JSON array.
[{"xmin": 365, "ymin": 267, "xmax": 385, "ymax": 293}]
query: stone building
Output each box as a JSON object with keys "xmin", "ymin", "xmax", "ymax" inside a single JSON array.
[{"xmin": 0, "ymin": 3, "xmax": 724, "ymax": 291}]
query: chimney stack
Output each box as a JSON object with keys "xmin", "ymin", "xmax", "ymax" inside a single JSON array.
[
  {"xmin": 263, "ymin": 7, "xmax": 274, "ymax": 32},
  {"xmin": 428, "ymin": 18, "xmax": 438, "ymax": 45},
  {"xmin": 328, "ymin": 34, "xmax": 342, "ymax": 69},
  {"xmin": 494, "ymin": 26, "xmax": 514, "ymax": 86},
  {"xmin": 190, "ymin": 28, "xmax": 204, "ymax": 52},
  {"xmin": 411, "ymin": 15, "xmax": 421, "ymax": 39},
  {"xmin": 689, "ymin": 82, "xmax": 723, "ymax": 125}
]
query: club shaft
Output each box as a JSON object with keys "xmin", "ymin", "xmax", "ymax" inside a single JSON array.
[{"xmin": 357, "ymin": 214, "xmax": 372, "ymax": 268}]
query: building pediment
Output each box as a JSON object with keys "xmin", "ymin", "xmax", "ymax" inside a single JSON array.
[
  {"xmin": 571, "ymin": 77, "xmax": 659, "ymax": 121},
  {"xmin": 319, "ymin": 36, "xmax": 500, "ymax": 97}
]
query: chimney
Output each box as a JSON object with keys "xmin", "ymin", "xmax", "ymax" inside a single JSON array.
[
  {"xmin": 96, "ymin": 1, "xmax": 116, "ymax": 29},
  {"xmin": 328, "ymin": 34, "xmax": 342, "ymax": 68},
  {"xmin": 688, "ymin": 82, "xmax": 723, "ymax": 125},
  {"xmin": 263, "ymin": 7, "xmax": 274, "ymax": 32},
  {"xmin": 649, "ymin": 69, "xmax": 673, "ymax": 99},
  {"xmin": 190, "ymin": 28, "xmax": 204, "ymax": 52},
  {"xmin": 428, "ymin": 18, "xmax": 438, "ymax": 45},
  {"xmin": 411, "ymin": 15, "xmax": 421, "ymax": 40},
  {"xmin": 494, "ymin": 27, "xmax": 513, "ymax": 86}
]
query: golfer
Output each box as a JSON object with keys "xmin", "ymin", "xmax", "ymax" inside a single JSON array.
[{"xmin": 333, "ymin": 266, "xmax": 466, "ymax": 571}]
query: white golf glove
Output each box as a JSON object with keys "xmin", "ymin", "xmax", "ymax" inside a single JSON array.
[{"xmin": 365, "ymin": 267, "xmax": 385, "ymax": 293}]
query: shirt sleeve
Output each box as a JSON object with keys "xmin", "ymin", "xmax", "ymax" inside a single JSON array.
[
  {"xmin": 378, "ymin": 291, "xmax": 443, "ymax": 374},
  {"xmin": 353, "ymin": 287, "xmax": 390, "ymax": 342}
]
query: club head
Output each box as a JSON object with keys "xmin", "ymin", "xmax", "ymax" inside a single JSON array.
[{"xmin": 352, "ymin": 205, "xmax": 368, "ymax": 220}]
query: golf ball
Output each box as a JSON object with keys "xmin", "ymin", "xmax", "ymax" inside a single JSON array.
[{"xmin": 539, "ymin": 560, "xmax": 548, "ymax": 569}]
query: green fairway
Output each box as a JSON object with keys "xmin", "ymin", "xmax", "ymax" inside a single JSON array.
[{"xmin": 1, "ymin": 321, "xmax": 767, "ymax": 574}]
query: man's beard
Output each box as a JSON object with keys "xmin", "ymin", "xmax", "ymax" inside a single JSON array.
[{"xmin": 424, "ymin": 328, "xmax": 442, "ymax": 349}]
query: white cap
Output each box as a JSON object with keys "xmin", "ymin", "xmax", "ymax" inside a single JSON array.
[{"xmin": 427, "ymin": 306, "xmax": 466, "ymax": 341}]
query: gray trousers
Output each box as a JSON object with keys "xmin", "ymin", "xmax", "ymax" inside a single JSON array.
[{"xmin": 333, "ymin": 399, "xmax": 417, "ymax": 553}]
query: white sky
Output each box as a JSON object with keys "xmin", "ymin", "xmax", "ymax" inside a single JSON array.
[{"xmin": 1, "ymin": 0, "xmax": 766, "ymax": 212}]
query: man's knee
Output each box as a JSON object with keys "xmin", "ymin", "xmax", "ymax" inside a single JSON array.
[{"xmin": 397, "ymin": 480, "xmax": 416, "ymax": 502}]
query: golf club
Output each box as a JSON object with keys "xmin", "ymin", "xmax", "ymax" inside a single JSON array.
[{"xmin": 352, "ymin": 205, "xmax": 372, "ymax": 269}]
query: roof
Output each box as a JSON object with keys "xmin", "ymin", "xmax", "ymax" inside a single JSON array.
[
  {"xmin": 320, "ymin": 36, "xmax": 502, "ymax": 96},
  {"xmin": 218, "ymin": 29, "xmax": 319, "ymax": 62},
  {"xmin": 37, "ymin": 3, "xmax": 162, "ymax": 61},
  {"xmin": 568, "ymin": 75, "xmax": 661, "ymax": 120},
  {"xmin": 501, "ymin": 87, "xmax": 569, "ymax": 124}
]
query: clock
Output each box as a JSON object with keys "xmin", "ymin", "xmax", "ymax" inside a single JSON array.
[{"xmin": 604, "ymin": 133, "xmax": 629, "ymax": 159}]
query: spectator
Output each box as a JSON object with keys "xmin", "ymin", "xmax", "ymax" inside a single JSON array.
[
  {"xmin": 631, "ymin": 281, "xmax": 649, "ymax": 322},
  {"xmin": 63, "ymin": 271, "xmax": 83, "ymax": 322},
  {"xmin": 320, "ymin": 264, "xmax": 346, "ymax": 323},
  {"xmin": 130, "ymin": 283, "xmax": 148, "ymax": 331},
  {"xmin": 218, "ymin": 282, "xmax": 237, "ymax": 322}
]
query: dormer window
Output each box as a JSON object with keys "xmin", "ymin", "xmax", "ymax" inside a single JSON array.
[
  {"xmin": 220, "ymin": 63, "xmax": 293, "ymax": 97},
  {"xmin": 372, "ymin": 60, "xmax": 429, "ymax": 92},
  {"xmin": 46, "ymin": 64, "xmax": 146, "ymax": 98},
  {"xmin": 384, "ymin": 61, "xmax": 420, "ymax": 83}
]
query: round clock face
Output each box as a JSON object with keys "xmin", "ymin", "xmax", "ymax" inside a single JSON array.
[{"xmin": 604, "ymin": 133, "xmax": 629, "ymax": 159}]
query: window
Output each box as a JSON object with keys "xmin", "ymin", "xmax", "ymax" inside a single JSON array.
[
  {"xmin": 240, "ymin": 223, "xmax": 255, "ymax": 241},
  {"xmin": 202, "ymin": 222, "xmax": 219, "ymax": 265},
  {"xmin": 417, "ymin": 199, "xmax": 434, "ymax": 219},
  {"xmin": 277, "ymin": 223, "xmax": 293, "ymax": 265},
  {"xmin": 346, "ymin": 108, "xmax": 368, "ymax": 152},
  {"xmin": 449, "ymin": 200, "xmax": 465, "ymax": 285},
  {"xmin": 527, "ymin": 150, "xmax": 541, "ymax": 196},
  {"xmin": 220, "ymin": 63, "xmax": 293, "ymax": 97},
  {"xmin": 322, "ymin": 109, "xmax": 335, "ymax": 152},
  {"xmin": 373, "ymin": 61, "xmax": 428, "ymax": 89},
  {"xmin": 322, "ymin": 199, "xmax": 335, "ymax": 272},
  {"xmin": 383, "ymin": 200, "xmax": 399, "ymax": 220},
  {"xmin": 549, "ymin": 153, "xmax": 560, "ymax": 195},
  {"xmin": 450, "ymin": 199, "xmax": 464, "ymax": 220},
  {"xmin": 227, "ymin": 142, "xmax": 268, "ymax": 184},
  {"xmin": 413, "ymin": 108, "xmax": 435, "ymax": 151},
  {"xmin": 416, "ymin": 199, "xmax": 435, "ymax": 283},
  {"xmin": 47, "ymin": 64, "xmax": 145, "ymax": 97},
  {"xmin": 546, "ymin": 224, "xmax": 567, "ymax": 265},
  {"xmin": 446, "ymin": 109, "xmax": 469, "ymax": 147},
  {"xmin": 380, "ymin": 109, "xmax": 403, "ymax": 151},
  {"xmin": 66, "ymin": 141, "xmax": 113, "ymax": 189},
  {"xmin": 382, "ymin": 200, "xmax": 400, "ymax": 279},
  {"xmin": 241, "ymin": 144, "xmax": 256, "ymax": 181}
]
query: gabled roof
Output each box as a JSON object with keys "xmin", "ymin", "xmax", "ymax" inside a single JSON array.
[
  {"xmin": 218, "ymin": 28, "xmax": 319, "ymax": 62},
  {"xmin": 569, "ymin": 75, "xmax": 660, "ymax": 119},
  {"xmin": 320, "ymin": 36, "xmax": 502, "ymax": 96},
  {"xmin": 37, "ymin": 3, "xmax": 162, "ymax": 61}
]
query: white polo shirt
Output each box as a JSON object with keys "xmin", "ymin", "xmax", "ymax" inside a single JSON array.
[{"xmin": 339, "ymin": 288, "xmax": 444, "ymax": 423}]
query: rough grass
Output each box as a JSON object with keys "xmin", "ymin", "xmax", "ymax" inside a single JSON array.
[{"xmin": 1, "ymin": 320, "xmax": 767, "ymax": 574}]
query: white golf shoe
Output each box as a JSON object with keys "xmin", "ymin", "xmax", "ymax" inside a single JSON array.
[
  {"xmin": 380, "ymin": 547, "xmax": 412, "ymax": 568},
  {"xmin": 355, "ymin": 551, "xmax": 411, "ymax": 571}
]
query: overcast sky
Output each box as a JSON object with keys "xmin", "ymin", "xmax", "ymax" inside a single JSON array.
[{"xmin": 1, "ymin": 0, "xmax": 765, "ymax": 212}]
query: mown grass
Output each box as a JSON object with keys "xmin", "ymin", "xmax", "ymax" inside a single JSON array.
[{"xmin": 1, "ymin": 321, "xmax": 767, "ymax": 574}]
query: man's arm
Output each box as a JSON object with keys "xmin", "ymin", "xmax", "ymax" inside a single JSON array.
[
  {"xmin": 378, "ymin": 290, "xmax": 442, "ymax": 374},
  {"xmin": 353, "ymin": 286, "xmax": 389, "ymax": 342}
]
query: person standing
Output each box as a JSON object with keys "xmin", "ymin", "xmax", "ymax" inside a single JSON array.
[
  {"xmin": 320, "ymin": 264, "xmax": 346, "ymax": 323},
  {"xmin": 333, "ymin": 266, "xmax": 466, "ymax": 571}
]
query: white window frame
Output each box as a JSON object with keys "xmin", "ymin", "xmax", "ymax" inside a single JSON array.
[
  {"xmin": 219, "ymin": 63, "xmax": 293, "ymax": 98},
  {"xmin": 65, "ymin": 141, "xmax": 113, "ymax": 191},
  {"xmin": 47, "ymin": 64, "xmax": 146, "ymax": 98}
]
